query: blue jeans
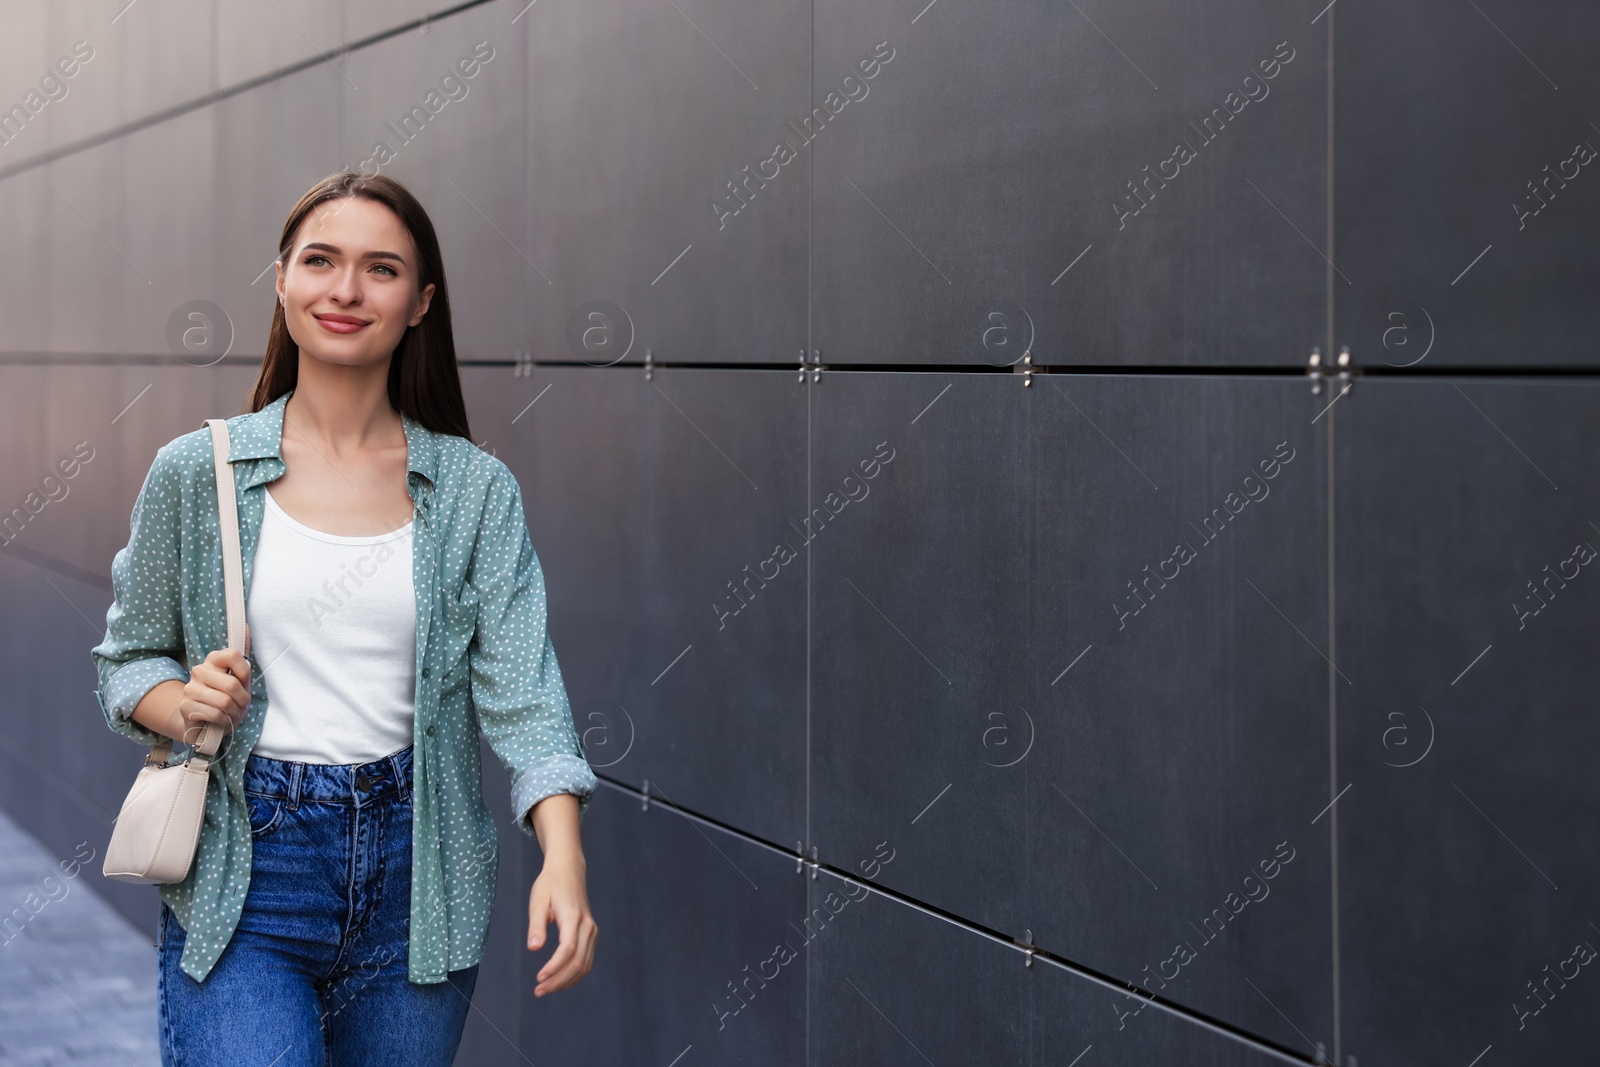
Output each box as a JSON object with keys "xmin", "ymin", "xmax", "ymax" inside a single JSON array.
[{"xmin": 158, "ymin": 743, "xmax": 479, "ymax": 1066}]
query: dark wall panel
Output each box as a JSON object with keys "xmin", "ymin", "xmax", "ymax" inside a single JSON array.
[
  {"xmin": 810, "ymin": 863, "xmax": 1306, "ymax": 1065},
  {"xmin": 1026, "ymin": 2, "xmax": 1326, "ymax": 368},
  {"xmin": 810, "ymin": 372, "xmax": 1334, "ymax": 1049},
  {"xmin": 809, "ymin": 372, "xmax": 1032, "ymax": 931},
  {"xmin": 1335, "ymin": 380, "xmax": 1600, "ymax": 1063},
  {"xmin": 810, "ymin": 2, "xmax": 1028, "ymax": 366},
  {"xmin": 520, "ymin": 785, "xmax": 806, "ymax": 1065},
  {"xmin": 343, "ymin": 3, "xmax": 532, "ymax": 362},
  {"xmin": 462, "ymin": 365, "xmax": 809, "ymax": 849},
  {"xmin": 810, "ymin": 1, "xmax": 1326, "ymax": 366},
  {"xmin": 520, "ymin": 0, "xmax": 810, "ymax": 365},
  {"xmin": 1335, "ymin": 3, "xmax": 1600, "ymax": 367},
  {"xmin": 0, "ymin": 1, "xmax": 465, "ymax": 166},
  {"xmin": 1027, "ymin": 374, "xmax": 1332, "ymax": 1049}
]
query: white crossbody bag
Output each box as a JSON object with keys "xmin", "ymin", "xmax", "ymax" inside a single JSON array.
[{"xmin": 103, "ymin": 418, "xmax": 250, "ymax": 885}]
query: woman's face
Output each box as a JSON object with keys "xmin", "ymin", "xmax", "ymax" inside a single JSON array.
[{"xmin": 274, "ymin": 196, "xmax": 435, "ymax": 370}]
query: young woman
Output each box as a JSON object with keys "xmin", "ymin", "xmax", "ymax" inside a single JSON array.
[{"xmin": 90, "ymin": 171, "xmax": 599, "ymax": 1065}]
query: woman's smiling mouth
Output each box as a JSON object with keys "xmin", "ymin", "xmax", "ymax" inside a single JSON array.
[{"xmin": 313, "ymin": 312, "xmax": 371, "ymax": 334}]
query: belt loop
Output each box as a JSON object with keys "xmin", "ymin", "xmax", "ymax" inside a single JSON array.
[
  {"xmin": 288, "ymin": 762, "xmax": 304, "ymax": 810},
  {"xmin": 390, "ymin": 749, "xmax": 410, "ymax": 802}
]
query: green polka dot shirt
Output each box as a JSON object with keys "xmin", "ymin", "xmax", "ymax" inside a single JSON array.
[{"xmin": 90, "ymin": 388, "xmax": 598, "ymax": 985}]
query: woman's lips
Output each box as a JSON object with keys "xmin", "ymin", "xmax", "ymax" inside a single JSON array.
[{"xmin": 314, "ymin": 314, "xmax": 370, "ymax": 334}]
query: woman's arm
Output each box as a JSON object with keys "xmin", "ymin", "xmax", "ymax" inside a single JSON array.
[
  {"xmin": 465, "ymin": 459, "xmax": 598, "ymax": 825},
  {"xmin": 464, "ymin": 457, "xmax": 600, "ymax": 994},
  {"xmin": 129, "ymin": 679, "xmax": 187, "ymax": 740},
  {"xmin": 92, "ymin": 444, "xmax": 190, "ymax": 747},
  {"xmin": 93, "ymin": 441, "xmax": 252, "ymax": 749},
  {"xmin": 130, "ymin": 651, "xmax": 253, "ymax": 746},
  {"xmin": 525, "ymin": 793, "xmax": 597, "ymax": 996}
]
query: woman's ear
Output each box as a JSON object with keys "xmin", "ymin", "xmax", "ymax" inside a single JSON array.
[{"xmin": 409, "ymin": 282, "xmax": 436, "ymax": 327}]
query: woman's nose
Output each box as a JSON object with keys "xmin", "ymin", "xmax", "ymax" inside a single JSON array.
[{"xmin": 327, "ymin": 271, "xmax": 363, "ymax": 305}]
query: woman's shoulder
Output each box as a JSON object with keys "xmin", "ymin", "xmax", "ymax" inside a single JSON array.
[
  {"xmin": 144, "ymin": 410, "xmax": 261, "ymax": 492},
  {"xmin": 146, "ymin": 424, "xmax": 218, "ymax": 483},
  {"xmin": 432, "ymin": 433, "xmax": 514, "ymax": 496}
]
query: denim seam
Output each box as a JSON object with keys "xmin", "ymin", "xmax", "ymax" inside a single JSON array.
[
  {"xmin": 247, "ymin": 794, "xmax": 285, "ymax": 839},
  {"xmin": 389, "ymin": 749, "xmax": 411, "ymax": 802},
  {"xmin": 157, "ymin": 906, "xmax": 179, "ymax": 1064},
  {"xmin": 335, "ymin": 791, "xmax": 393, "ymax": 981},
  {"xmin": 323, "ymin": 802, "xmax": 360, "ymax": 984}
]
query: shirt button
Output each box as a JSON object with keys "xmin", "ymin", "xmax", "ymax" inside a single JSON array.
[
  {"xmin": 421, "ymin": 667, "xmax": 431, "ymax": 678},
  {"xmin": 426, "ymin": 724, "xmax": 436, "ymax": 738}
]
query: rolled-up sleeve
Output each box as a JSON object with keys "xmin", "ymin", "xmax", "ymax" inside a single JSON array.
[
  {"xmin": 467, "ymin": 460, "xmax": 598, "ymax": 832},
  {"xmin": 91, "ymin": 446, "xmax": 189, "ymax": 748}
]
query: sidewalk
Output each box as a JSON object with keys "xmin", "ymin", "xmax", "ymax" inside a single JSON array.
[{"xmin": 0, "ymin": 807, "xmax": 159, "ymax": 1066}]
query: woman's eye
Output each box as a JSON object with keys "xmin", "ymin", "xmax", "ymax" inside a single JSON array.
[
  {"xmin": 372, "ymin": 264, "xmax": 398, "ymax": 277},
  {"xmin": 304, "ymin": 254, "xmax": 330, "ymax": 267}
]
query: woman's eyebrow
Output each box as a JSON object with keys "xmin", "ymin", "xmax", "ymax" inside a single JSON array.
[{"xmin": 300, "ymin": 241, "xmax": 408, "ymax": 265}]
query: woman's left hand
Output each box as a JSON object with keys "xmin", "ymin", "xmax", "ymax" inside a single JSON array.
[{"xmin": 527, "ymin": 849, "xmax": 598, "ymax": 996}]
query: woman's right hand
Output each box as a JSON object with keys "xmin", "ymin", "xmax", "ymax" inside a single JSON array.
[{"xmin": 178, "ymin": 643, "xmax": 252, "ymax": 748}]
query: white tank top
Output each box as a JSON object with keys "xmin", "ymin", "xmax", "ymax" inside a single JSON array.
[{"xmin": 247, "ymin": 486, "xmax": 417, "ymax": 764}]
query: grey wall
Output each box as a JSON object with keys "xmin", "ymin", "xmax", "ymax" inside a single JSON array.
[{"xmin": 1, "ymin": 1, "xmax": 1596, "ymax": 1064}]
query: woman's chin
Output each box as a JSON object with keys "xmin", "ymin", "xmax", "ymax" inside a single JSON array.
[{"xmin": 294, "ymin": 340, "xmax": 392, "ymax": 369}]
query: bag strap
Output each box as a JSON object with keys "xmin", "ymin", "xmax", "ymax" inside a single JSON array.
[
  {"xmin": 146, "ymin": 419, "xmax": 248, "ymax": 766},
  {"xmin": 207, "ymin": 418, "xmax": 249, "ymax": 657}
]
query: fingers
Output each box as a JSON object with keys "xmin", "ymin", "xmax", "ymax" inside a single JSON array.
[
  {"xmin": 536, "ymin": 906, "xmax": 577, "ymax": 987},
  {"xmin": 528, "ymin": 883, "xmax": 585, "ymax": 998},
  {"xmin": 189, "ymin": 670, "xmax": 245, "ymax": 716},
  {"xmin": 196, "ymin": 654, "xmax": 252, "ymax": 712},
  {"xmin": 534, "ymin": 906, "xmax": 597, "ymax": 996},
  {"xmin": 208, "ymin": 648, "xmax": 253, "ymax": 699},
  {"xmin": 527, "ymin": 882, "xmax": 550, "ymax": 950},
  {"xmin": 181, "ymin": 650, "xmax": 253, "ymax": 746}
]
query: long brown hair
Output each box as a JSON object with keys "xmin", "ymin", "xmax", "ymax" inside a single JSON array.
[{"xmin": 247, "ymin": 170, "xmax": 473, "ymax": 441}]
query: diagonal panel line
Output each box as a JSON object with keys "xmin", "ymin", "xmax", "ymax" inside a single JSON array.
[
  {"xmin": 844, "ymin": 177, "xmax": 951, "ymax": 284},
  {"xmin": 911, "ymin": 783, "xmax": 952, "ymax": 824},
  {"xmin": 1453, "ymin": 782, "xmax": 1559, "ymax": 890},
  {"xmin": 1049, "ymin": 380, "xmax": 1159, "ymax": 489},
  {"xmin": 1065, "ymin": 0, "xmax": 1158, "ymax": 89},
  {"xmin": 264, "ymin": 0, "xmax": 360, "ymax": 90},
  {"xmin": 647, "ymin": 778, "xmax": 760, "ymax": 889},
  {"xmin": 1053, "ymin": 784, "xmax": 1159, "ymax": 889},
  {"xmin": 845, "ymin": 977, "xmax": 936, "ymax": 1065},
  {"xmin": 844, "ymin": 576, "xmax": 950, "ymax": 684},
  {"xmin": 1245, "ymin": 577, "xmax": 1351, "ymax": 685},
  {"xmin": 0, "ymin": 0, "xmax": 497, "ymax": 185},
  {"xmin": 41, "ymin": 975, "xmax": 136, "ymax": 1066},
  {"xmin": 1451, "ymin": 383, "xmax": 1557, "ymax": 489},
  {"xmin": 444, "ymin": 176, "xmax": 552, "ymax": 285},
  {"xmin": 664, "ymin": 0, "xmax": 758, "ymax": 89},
  {"xmin": 1246, "ymin": 177, "xmax": 1351, "ymax": 285},
  {"xmin": 1243, "ymin": 976, "xmax": 1321, "ymax": 1055},
  {"xmin": 44, "ymin": 178, "xmax": 150, "ymax": 283},
  {"xmin": 1465, "ymin": 0, "xmax": 1558, "ymax": 90},
  {"xmin": 589, "ymin": 776, "xmax": 1317, "ymax": 1064},
  {"xmin": 650, "ymin": 382, "xmax": 757, "ymax": 488}
]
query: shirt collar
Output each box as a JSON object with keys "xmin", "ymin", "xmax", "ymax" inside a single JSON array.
[{"xmin": 227, "ymin": 387, "xmax": 439, "ymax": 493}]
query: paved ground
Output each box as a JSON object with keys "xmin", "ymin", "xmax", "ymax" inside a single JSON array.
[{"xmin": 0, "ymin": 807, "xmax": 159, "ymax": 1066}]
